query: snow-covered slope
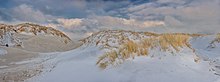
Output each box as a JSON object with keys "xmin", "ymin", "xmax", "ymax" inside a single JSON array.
[
  {"xmin": 190, "ymin": 34, "xmax": 220, "ymax": 75},
  {"xmin": 0, "ymin": 48, "xmax": 7, "ymax": 56},
  {"xmin": 81, "ymin": 30, "xmax": 158, "ymax": 49},
  {"xmin": 26, "ymin": 30, "xmax": 220, "ymax": 82},
  {"xmin": 0, "ymin": 23, "xmax": 71, "ymax": 47},
  {"xmin": 81, "ymin": 30, "xmax": 203, "ymax": 49}
]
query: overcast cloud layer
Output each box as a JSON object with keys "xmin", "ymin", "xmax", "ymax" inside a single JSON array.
[{"xmin": 0, "ymin": 0, "xmax": 219, "ymax": 37}]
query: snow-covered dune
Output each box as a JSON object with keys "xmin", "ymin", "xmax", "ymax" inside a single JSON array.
[
  {"xmin": 0, "ymin": 23, "xmax": 81, "ymax": 82},
  {"xmin": 0, "ymin": 23, "xmax": 71, "ymax": 47},
  {"xmin": 26, "ymin": 30, "xmax": 220, "ymax": 82}
]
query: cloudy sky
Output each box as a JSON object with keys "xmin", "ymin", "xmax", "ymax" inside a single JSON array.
[{"xmin": 0, "ymin": 0, "xmax": 219, "ymax": 35}]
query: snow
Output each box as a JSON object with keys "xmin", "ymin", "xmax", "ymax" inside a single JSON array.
[
  {"xmin": 2, "ymin": 23, "xmax": 219, "ymax": 82},
  {"xmin": 0, "ymin": 32, "xmax": 21, "ymax": 46},
  {"xmin": 22, "ymin": 32, "xmax": 220, "ymax": 82},
  {"xmin": 190, "ymin": 35, "xmax": 220, "ymax": 60},
  {"xmin": 190, "ymin": 35, "xmax": 220, "ymax": 77},
  {"xmin": 27, "ymin": 46, "xmax": 220, "ymax": 82},
  {"xmin": 0, "ymin": 48, "xmax": 7, "ymax": 56},
  {"xmin": 0, "ymin": 65, "xmax": 8, "ymax": 69}
]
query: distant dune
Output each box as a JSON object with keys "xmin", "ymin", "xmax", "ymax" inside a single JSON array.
[{"xmin": 0, "ymin": 23, "xmax": 82, "ymax": 82}]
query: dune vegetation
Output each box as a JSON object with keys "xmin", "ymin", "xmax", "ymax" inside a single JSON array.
[
  {"xmin": 214, "ymin": 33, "xmax": 220, "ymax": 43},
  {"xmin": 15, "ymin": 23, "xmax": 71, "ymax": 43},
  {"xmin": 208, "ymin": 33, "xmax": 220, "ymax": 48},
  {"xmin": 0, "ymin": 23, "xmax": 71, "ymax": 44},
  {"xmin": 96, "ymin": 33, "xmax": 200, "ymax": 69}
]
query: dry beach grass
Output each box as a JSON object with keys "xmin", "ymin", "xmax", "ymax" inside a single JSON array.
[{"xmin": 96, "ymin": 33, "xmax": 200, "ymax": 69}]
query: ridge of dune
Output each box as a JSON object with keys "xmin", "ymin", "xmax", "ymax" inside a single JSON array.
[
  {"xmin": 0, "ymin": 23, "xmax": 81, "ymax": 82},
  {"xmin": 0, "ymin": 23, "xmax": 72, "ymax": 47}
]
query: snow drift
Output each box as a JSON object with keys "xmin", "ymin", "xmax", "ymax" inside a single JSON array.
[{"xmin": 26, "ymin": 30, "xmax": 220, "ymax": 82}]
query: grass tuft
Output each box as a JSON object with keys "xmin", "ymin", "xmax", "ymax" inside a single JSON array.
[{"xmin": 96, "ymin": 33, "xmax": 197, "ymax": 69}]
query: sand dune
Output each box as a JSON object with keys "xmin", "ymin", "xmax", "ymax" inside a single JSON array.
[
  {"xmin": 0, "ymin": 34, "xmax": 81, "ymax": 67},
  {"xmin": 0, "ymin": 34, "xmax": 81, "ymax": 82},
  {"xmin": 20, "ymin": 35, "xmax": 81, "ymax": 53}
]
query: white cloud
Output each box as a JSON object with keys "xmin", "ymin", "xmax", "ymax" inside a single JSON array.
[
  {"xmin": 53, "ymin": 16, "xmax": 165, "ymax": 29},
  {"xmin": 1, "ymin": 0, "xmax": 219, "ymax": 34},
  {"xmin": 157, "ymin": 0, "xmax": 186, "ymax": 4},
  {"xmin": 46, "ymin": 16, "xmax": 165, "ymax": 40},
  {"xmin": 89, "ymin": 16, "xmax": 165, "ymax": 28},
  {"xmin": 164, "ymin": 16, "xmax": 183, "ymax": 27},
  {"xmin": 57, "ymin": 18, "xmax": 82, "ymax": 28},
  {"xmin": 11, "ymin": 4, "xmax": 54, "ymax": 23},
  {"xmin": 124, "ymin": 0, "xmax": 220, "ymax": 33}
]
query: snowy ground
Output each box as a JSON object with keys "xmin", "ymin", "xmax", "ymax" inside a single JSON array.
[
  {"xmin": 26, "ymin": 46, "xmax": 220, "ymax": 82},
  {"xmin": 0, "ymin": 35, "xmax": 80, "ymax": 82},
  {"xmin": 0, "ymin": 48, "xmax": 7, "ymax": 56},
  {"xmin": 25, "ymin": 35, "xmax": 220, "ymax": 82},
  {"xmin": 1, "ymin": 32, "xmax": 220, "ymax": 82}
]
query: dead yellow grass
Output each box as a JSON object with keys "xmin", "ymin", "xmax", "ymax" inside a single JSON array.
[
  {"xmin": 158, "ymin": 34, "xmax": 193, "ymax": 52},
  {"xmin": 0, "ymin": 24, "xmax": 16, "ymax": 38},
  {"xmin": 215, "ymin": 33, "xmax": 220, "ymax": 43},
  {"xmin": 96, "ymin": 33, "xmax": 197, "ymax": 69},
  {"xmin": 16, "ymin": 23, "xmax": 71, "ymax": 43},
  {"xmin": 0, "ymin": 23, "xmax": 71, "ymax": 44},
  {"xmin": 81, "ymin": 30, "xmax": 160, "ymax": 50}
]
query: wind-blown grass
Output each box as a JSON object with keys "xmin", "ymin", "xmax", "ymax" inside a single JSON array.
[{"xmin": 96, "ymin": 33, "xmax": 198, "ymax": 69}]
